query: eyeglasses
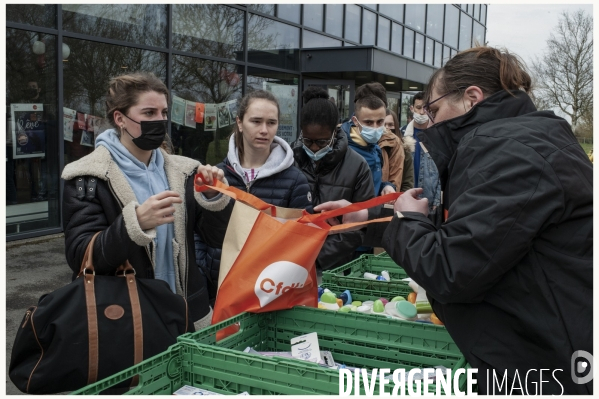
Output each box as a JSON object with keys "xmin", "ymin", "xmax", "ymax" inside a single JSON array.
[
  {"xmin": 299, "ymin": 131, "xmax": 335, "ymax": 148},
  {"xmin": 423, "ymin": 86, "xmax": 467, "ymax": 123}
]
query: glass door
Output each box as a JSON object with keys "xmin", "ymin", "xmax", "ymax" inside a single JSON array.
[{"xmin": 303, "ymin": 79, "xmax": 354, "ymax": 123}]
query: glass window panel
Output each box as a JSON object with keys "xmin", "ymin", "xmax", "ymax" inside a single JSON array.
[
  {"xmin": 444, "ymin": 5, "xmax": 459, "ymax": 48},
  {"xmin": 377, "ymin": 17, "xmax": 390, "ymax": 50},
  {"xmin": 362, "ymin": 9, "xmax": 376, "ymax": 45},
  {"xmin": 277, "ymin": 4, "xmax": 300, "ymax": 24},
  {"xmin": 248, "ymin": 15, "xmax": 300, "ymax": 70},
  {"xmin": 426, "ymin": 4, "xmax": 444, "ymax": 41},
  {"xmin": 303, "ymin": 30, "xmax": 342, "ymax": 48},
  {"xmin": 415, "ymin": 33, "xmax": 424, "ymax": 62},
  {"xmin": 325, "ymin": 4, "xmax": 343, "ymax": 37},
  {"xmin": 6, "ymin": 4, "xmax": 56, "ymax": 28},
  {"xmin": 247, "ymin": 67, "xmax": 299, "ymax": 145},
  {"xmin": 391, "ymin": 23, "xmax": 403, "ymax": 54},
  {"xmin": 170, "ymin": 56, "xmax": 242, "ymax": 165},
  {"xmin": 403, "ymin": 29, "xmax": 414, "ymax": 58},
  {"xmin": 378, "ymin": 4, "xmax": 403, "ymax": 23},
  {"xmin": 461, "ymin": 4, "xmax": 468, "ymax": 11},
  {"xmin": 473, "ymin": 21, "xmax": 485, "ymax": 47},
  {"xmin": 62, "ymin": 5, "xmax": 167, "ymax": 48},
  {"xmin": 474, "ymin": 4, "xmax": 480, "ymax": 21},
  {"xmin": 400, "ymin": 93, "xmax": 414, "ymax": 127},
  {"xmin": 451, "ymin": 48, "xmax": 457, "ymax": 59},
  {"xmin": 469, "ymin": 4, "xmax": 475, "ymax": 16},
  {"xmin": 62, "ymin": 37, "xmax": 166, "ymax": 168},
  {"xmin": 443, "ymin": 45, "xmax": 451, "ymax": 65},
  {"xmin": 249, "ymin": 4, "xmax": 275, "ymax": 16},
  {"xmin": 345, "ymin": 42, "xmax": 356, "ymax": 47},
  {"xmin": 481, "ymin": 5, "xmax": 487, "ymax": 25},
  {"xmin": 6, "ymin": 28, "xmax": 61, "ymax": 235},
  {"xmin": 459, "ymin": 14, "xmax": 472, "ymax": 50},
  {"xmin": 425, "ymin": 37, "xmax": 434, "ymax": 65},
  {"xmin": 405, "ymin": 4, "xmax": 425, "ymax": 33},
  {"xmin": 434, "ymin": 41, "xmax": 442, "ymax": 67},
  {"xmin": 172, "ymin": 5, "xmax": 243, "ymax": 61},
  {"xmin": 303, "ymin": 4, "xmax": 323, "ymax": 31},
  {"xmin": 344, "ymin": 5, "xmax": 361, "ymax": 43}
]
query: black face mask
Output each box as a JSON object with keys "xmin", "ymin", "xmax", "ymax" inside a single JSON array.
[{"xmin": 122, "ymin": 114, "xmax": 167, "ymax": 151}]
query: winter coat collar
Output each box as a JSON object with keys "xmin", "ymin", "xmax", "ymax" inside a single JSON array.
[
  {"xmin": 378, "ymin": 129, "xmax": 400, "ymax": 149},
  {"xmin": 226, "ymin": 135, "xmax": 295, "ymax": 184},
  {"xmin": 419, "ymin": 90, "xmax": 537, "ymax": 182},
  {"xmin": 61, "ymin": 145, "xmax": 227, "ymax": 298}
]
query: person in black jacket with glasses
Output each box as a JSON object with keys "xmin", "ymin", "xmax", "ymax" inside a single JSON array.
[{"xmin": 315, "ymin": 46, "xmax": 592, "ymax": 395}]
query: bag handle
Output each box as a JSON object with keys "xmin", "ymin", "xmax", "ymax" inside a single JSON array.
[
  {"xmin": 194, "ymin": 177, "xmax": 402, "ymax": 223},
  {"xmin": 78, "ymin": 232, "xmax": 140, "ymax": 386},
  {"xmin": 78, "ymin": 232, "xmax": 135, "ymax": 277},
  {"xmin": 195, "ymin": 175, "xmax": 278, "ymax": 216}
]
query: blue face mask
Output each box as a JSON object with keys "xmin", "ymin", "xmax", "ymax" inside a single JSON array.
[
  {"xmin": 354, "ymin": 117, "xmax": 384, "ymax": 144},
  {"xmin": 301, "ymin": 131, "xmax": 335, "ymax": 161},
  {"xmin": 303, "ymin": 144, "xmax": 332, "ymax": 161}
]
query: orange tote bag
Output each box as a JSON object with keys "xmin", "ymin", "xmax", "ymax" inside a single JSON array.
[{"xmin": 195, "ymin": 178, "xmax": 400, "ymax": 339}]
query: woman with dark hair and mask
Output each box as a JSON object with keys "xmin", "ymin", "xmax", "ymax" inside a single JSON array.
[
  {"xmin": 61, "ymin": 72, "xmax": 230, "ymax": 331},
  {"xmin": 315, "ymin": 46, "xmax": 592, "ymax": 395},
  {"xmin": 293, "ymin": 86, "xmax": 374, "ymax": 271}
]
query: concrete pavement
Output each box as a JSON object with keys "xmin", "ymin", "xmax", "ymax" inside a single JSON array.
[{"xmin": 5, "ymin": 234, "xmax": 72, "ymax": 395}]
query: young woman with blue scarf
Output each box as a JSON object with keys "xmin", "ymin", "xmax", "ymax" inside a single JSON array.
[
  {"xmin": 61, "ymin": 72, "xmax": 229, "ymax": 331},
  {"xmin": 292, "ymin": 86, "xmax": 374, "ymax": 271}
]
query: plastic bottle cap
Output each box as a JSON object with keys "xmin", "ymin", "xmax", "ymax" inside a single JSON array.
[
  {"xmin": 352, "ymin": 301, "xmax": 362, "ymax": 306},
  {"xmin": 357, "ymin": 305, "xmax": 371, "ymax": 313},
  {"xmin": 372, "ymin": 300, "xmax": 385, "ymax": 313},
  {"xmin": 339, "ymin": 305, "xmax": 352, "ymax": 313},
  {"xmin": 396, "ymin": 301, "xmax": 417, "ymax": 319},
  {"xmin": 363, "ymin": 301, "xmax": 374, "ymax": 307},
  {"xmin": 320, "ymin": 292, "xmax": 337, "ymax": 304},
  {"xmin": 391, "ymin": 296, "xmax": 406, "ymax": 302}
]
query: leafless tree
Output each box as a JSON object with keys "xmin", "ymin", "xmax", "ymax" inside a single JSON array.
[{"xmin": 531, "ymin": 9, "xmax": 593, "ymax": 132}]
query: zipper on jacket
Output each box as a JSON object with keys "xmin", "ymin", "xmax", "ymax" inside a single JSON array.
[
  {"xmin": 107, "ymin": 179, "xmax": 154, "ymax": 265},
  {"xmin": 21, "ymin": 309, "xmax": 32, "ymax": 328}
]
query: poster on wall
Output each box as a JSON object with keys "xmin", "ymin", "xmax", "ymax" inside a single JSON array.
[
  {"xmin": 204, "ymin": 104, "xmax": 217, "ymax": 131},
  {"xmin": 80, "ymin": 129, "xmax": 95, "ymax": 147},
  {"xmin": 171, "ymin": 96, "xmax": 186, "ymax": 126},
  {"xmin": 184, "ymin": 100, "xmax": 197, "ymax": 128},
  {"xmin": 264, "ymin": 82, "xmax": 298, "ymax": 144},
  {"xmin": 227, "ymin": 99, "xmax": 238, "ymax": 125},
  {"xmin": 11, "ymin": 103, "xmax": 46, "ymax": 159},
  {"xmin": 217, "ymin": 103, "xmax": 231, "ymax": 128},
  {"xmin": 195, "ymin": 102, "xmax": 205, "ymax": 123},
  {"xmin": 63, "ymin": 107, "xmax": 77, "ymax": 142}
]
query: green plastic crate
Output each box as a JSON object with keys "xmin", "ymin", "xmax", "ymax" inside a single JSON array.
[
  {"xmin": 322, "ymin": 254, "xmax": 412, "ymax": 294},
  {"xmin": 71, "ymin": 308, "xmax": 472, "ymax": 395},
  {"xmin": 320, "ymin": 282, "xmax": 427, "ymax": 307}
]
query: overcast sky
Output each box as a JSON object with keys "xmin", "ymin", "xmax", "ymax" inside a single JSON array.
[{"xmin": 485, "ymin": 4, "xmax": 594, "ymax": 69}]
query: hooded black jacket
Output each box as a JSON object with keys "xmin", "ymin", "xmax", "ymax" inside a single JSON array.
[
  {"xmin": 293, "ymin": 129, "xmax": 374, "ymax": 270},
  {"xmin": 367, "ymin": 91, "xmax": 592, "ymax": 394}
]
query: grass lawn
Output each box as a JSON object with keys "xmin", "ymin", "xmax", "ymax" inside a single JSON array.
[{"xmin": 580, "ymin": 142, "xmax": 593, "ymax": 155}]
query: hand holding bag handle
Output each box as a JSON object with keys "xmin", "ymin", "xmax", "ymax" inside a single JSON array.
[{"xmin": 78, "ymin": 232, "xmax": 142, "ymax": 387}]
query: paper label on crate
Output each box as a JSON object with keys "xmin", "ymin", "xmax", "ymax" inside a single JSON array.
[
  {"xmin": 291, "ymin": 332, "xmax": 321, "ymax": 363},
  {"xmin": 173, "ymin": 385, "xmax": 222, "ymax": 395},
  {"xmin": 173, "ymin": 386, "xmax": 249, "ymax": 395}
]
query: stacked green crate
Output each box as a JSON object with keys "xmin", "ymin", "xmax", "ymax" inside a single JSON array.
[
  {"xmin": 322, "ymin": 254, "xmax": 412, "ymax": 295},
  {"xmin": 72, "ymin": 307, "xmax": 472, "ymax": 395}
]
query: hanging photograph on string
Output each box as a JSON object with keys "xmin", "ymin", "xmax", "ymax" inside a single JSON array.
[
  {"xmin": 11, "ymin": 103, "xmax": 45, "ymax": 159},
  {"xmin": 171, "ymin": 95, "xmax": 186, "ymax": 126},
  {"xmin": 217, "ymin": 103, "xmax": 231, "ymax": 128},
  {"xmin": 204, "ymin": 103, "xmax": 217, "ymax": 131},
  {"xmin": 185, "ymin": 100, "xmax": 197, "ymax": 128}
]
